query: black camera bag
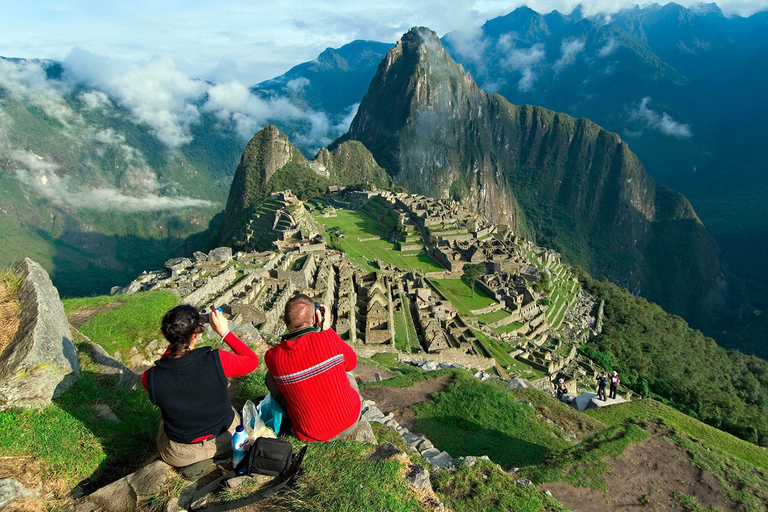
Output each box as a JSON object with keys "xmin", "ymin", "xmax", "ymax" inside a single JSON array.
[
  {"xmin": 236, "ymin": 437, "xmax": 294, "ymax": 477},
  {"xmin": 190, "ymin": 438, "xmax": 306, "ymax": 511}
]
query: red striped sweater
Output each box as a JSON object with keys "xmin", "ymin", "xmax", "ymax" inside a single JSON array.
[{"xmin": 265, "ymin": 328, "xmax": 360, "ymax": 442}]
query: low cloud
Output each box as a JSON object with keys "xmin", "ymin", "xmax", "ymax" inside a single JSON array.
[
  {"xmin": 0, "ymin": 59, "xmax": 74, "ymax": 125},
  {"xmin": 64, "ymin": 49, "xmax": 208, "ymax": 149},
  {"xmin": 10, "ymin": 149, "xmax": 214, "ymax": 212},
  {"xmin": 79, "ymin": 90, "xmax": 112, "ymax": 110},
  {"xmin": 598, "ymin": 38, "xmax": 618, "ymax": 58},
  {"xmin": 554, "ymin": 39, "xmax": 585, "ymax": 72},
  {"xmin": 286, "ymin": 77, "xmax": 310, "ymax": 92},
  {"xmin": 202, "ymin": 80, "xmax": 352, "ymax": 153},
  {"xmin": 629, "ymin": 97, "xmax": 693, "ymax": 138},
  {"xmin": 443, "ymin": 26, "xmax": 490, "ymax": 76},
  {"xmin": 498, "ymin": 36, "xmax": 546, "ymax": 92}
]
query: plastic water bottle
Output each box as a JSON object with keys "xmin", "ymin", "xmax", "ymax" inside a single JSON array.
[{"xmin": 232, "ymin": 425, "xmax": 249, "ymax": 470}]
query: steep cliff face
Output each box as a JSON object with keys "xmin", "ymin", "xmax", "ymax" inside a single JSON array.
[
  {"xmin": 217, "ymin": 126, "xmax": 389, "ymax": 247},
  {"xmin": 341, "ymin": 26, "xmax": 726, "ymax": 331},
  {"xmin": 219, "ymin": 126, "xmax": 307, "ymax": 242}
]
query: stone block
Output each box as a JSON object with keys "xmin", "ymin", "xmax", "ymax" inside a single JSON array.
[
  {"xmin": 416, "ymin": 438, "xmax": 434, "ymax": 452},
  {"xmin": 164, "ymin": 257, "xmax": 193, "ymax": 273},
  {"xmin": 428, "ymin": 451, "xmax": 457, "ymax": 471},
  {"xmin": 91, "ymin": 404, "xmax": 120, "ymax": 423},
  {"xmin": 208, "ymin": 247, "xmax": 233, "ymax": 263},
  {"xmin": 421, "ymin": 448, "xmax": 441, "ymax": 459},
  {"xmin": 0, "ymin": 259, "xmax": 79, "ymax": 410},
  {"xmin": 401, "ymin": 432, "xmax": 422, "ymax": 446},
  {"xmin": 0, "ymin": 478, "xmax": 40, "ymax": 508},
  {"xmin": 193, "ymin": 251, "xmax": 208, "ymax": 262},
  {"xmin": 127, "ymin": 460, "xmax": 172, "ymax": 496},
  {"xmin": 343, "ymin": 420, "xmax": 377, "ymax": 444},
  {"xmin": 405, "ymin": 465, "xmax": 432, "ymax": 490},
  {"xmin": 368, "ymin": 442, "xmax": 403, "ymax": 461},
  {"xmin": 82, "ymin": 476, "xmax": 136, "ymax": 512}
]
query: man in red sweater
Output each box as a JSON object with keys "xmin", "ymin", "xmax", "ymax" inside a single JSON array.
[{"xmin": 264, "ymin": 294, "xmax": 363, "ymax": 442}]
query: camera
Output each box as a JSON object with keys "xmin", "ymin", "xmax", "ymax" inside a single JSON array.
[
  {"xmin": 314, "ymin": 302, "xmax": 325, "ymax": 314},
  {"xmin": 199, "ymin": 306, "xmax": 223, "ymax": 324}
]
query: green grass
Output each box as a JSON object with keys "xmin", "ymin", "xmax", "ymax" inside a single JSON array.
[
  {"xmin": 399, "ymin": 294, "xmax": 421, "ymax": 353},
  {"xmin": 0, "ymin": 341, "xmax": 161, "ymax": 492},
  {"xmin": 393, "ymin": 309, "xmax": 410, "ymax": 352},
  {"xmin": 476, "ymin": 309, "xmax": 511, "ymax": 325},
  {"xmin": 313, "ymin": 209, "xmax": 442, "ymax": 273},
  {"xmin": 525, "ymin": 423, "xmax": 650, "ymax": 491},
  {"xmin": 586, "ymin": 399, "xmax": 768, "ymax": 471},
  {"xmin": 429, "ymin": 279, "xmax": 497, "ymax": 316},
  {"xmin": 491, "ymin": 321, "xmax": 523, "ymax": 335},
  {"xmin": 64, "ymin": 290, "xmax": 180, "ymax": 357},
  {"xmin": 433, "ymin": 458, "xmax": 568, "ymax": 512},
  {"xmin": 413, "ymin": 372, "xmax": 571, "ymax": 469},
  {"xmin": 471, "ymin": 329, "xmax": 514, "ymax": 366}
]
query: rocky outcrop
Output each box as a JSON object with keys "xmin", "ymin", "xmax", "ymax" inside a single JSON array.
[
  {"xmin": 73, "ymin": 460, "xmax": 173, "ymax": 512},
  {"xmin": 339, "ymin": 26, "xmax": 727, "ymax": 333},
  {"xmin": 0, "ymin": 259, "xmax": 79, "ymax": 410},
  {"xmin": 215, "ymin": 126, "xmax": 391, "ymax": 248}
]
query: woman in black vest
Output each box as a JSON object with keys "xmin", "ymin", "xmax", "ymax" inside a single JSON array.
[{"xmin": 142, "ymin": 305, "xmax": 259, "ymax": 479}]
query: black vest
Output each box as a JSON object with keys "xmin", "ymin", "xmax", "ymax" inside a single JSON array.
[{"xmin": 146, "ymin": 347, "xmax": 234, "ymax": 443}]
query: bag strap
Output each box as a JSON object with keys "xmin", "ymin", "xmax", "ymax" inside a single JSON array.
[{"xmin": 189, "ymin": 445, "xmax": 307, "ymax": 511}]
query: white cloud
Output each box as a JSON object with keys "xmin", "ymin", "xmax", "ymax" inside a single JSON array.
[
  {"xmin": 629, "ymin": 97, "xmax": 693, "ymax": 138},
  {"xmin": 553, "ymin": 39, "xmax": 585, "ymax": 72},
  {"xmin": 64, "ymin": 49, "xmax": 208, "ymax": 149},
  {"xmin": 287, "ymin": 77, "xmax": 310, "ymax": 92},
  {"xmin": 10, "ymin": 150, "xmax": 213, "ymax": 212},
  {"xmin": 443, "ymin": 26, "xmax": 490, "ymax": 76},
  {"xmin": 202, "ymin": 79, "xmax": 351, "ymax": 152},
  {"xmin": 0, "ymin": 59, "xmax": 74, "ymax": 125},
  {"xmin": 92, "ymin": 128, "xmax": 125, "ymax": 146},
  {"xmin": 497, "ymin": 37, "xmax": 546, "ymax": 92},
  {"xmin": 598, "ymin": 37, "xmax": 617, "ymax": 58},
  {"xmin": 79, "ymin": 90, "xmax": 112, "ymax": 110}
]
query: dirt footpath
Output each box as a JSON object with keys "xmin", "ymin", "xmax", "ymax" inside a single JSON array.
[
  {"xmin": 541, "ymin": 435, "xmax": 740, "ymax": 512},
  {"xmin": 361, "ymin": 375, "xmax": 454, "ymax": 429}
]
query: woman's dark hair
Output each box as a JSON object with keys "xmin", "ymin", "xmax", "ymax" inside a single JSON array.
[{"xmin": 161, "ymin": 305, "xmax": 200, "ymax": 357}]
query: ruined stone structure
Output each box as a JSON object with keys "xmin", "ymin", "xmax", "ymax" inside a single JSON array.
[{"xmin": 115, "ymin": 189, "xmax": 599, "ymax": 387}]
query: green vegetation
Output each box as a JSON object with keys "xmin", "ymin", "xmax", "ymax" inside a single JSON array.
[
  {"xmin": 527, "ymin": 423, "xmax": 650, "ymax": 491},
  {"xmin": 413, "ymin": 372, "xmax": 571, "ymax": 469},
  {"xmin": 578, "ymin": 270, "xmax": 768, "ymax": 447},
  {"xmin": 313, "ymin": 207, "xmax": 442, "ymax": 272},
  {"xmin": 433, "ymin": 458, "xmax": 568, "ymax": 512},
  {"xmin": 399, "ymin": 293, "xmax": 422, "ymax": 353},
  {"xmin": 471, "ymin": 328, "xmax": 514, "ymax": 367},
  {"xmin": 0, "ymin": 335, "xmax": 161, "ymax": 497},
  {"xmin": 461, "ymin": 263, "xmax": 486, "ymax": 297},
  {"xmin": 64, "ymin": 290, "xmax": 180, "ymax": 358},
  {"xmin": 477, "ymin": 309, "xmax": 511, "ymax": 325},
  {"xmin": 429, "ymin": 278, "xmax": 497, "ymax": 316}
]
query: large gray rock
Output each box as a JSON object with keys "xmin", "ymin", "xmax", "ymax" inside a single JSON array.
[
  {"xmin": 75, "ymin": 460, "xmax": 173, "ymax": 512},
  {"xmin": 0, "ymin": 259, "xmax": 79, "ymax": 410},
  {"xmin": 208, "ymin": 247, "xmax": 233, "ymax": 263},
  {"xmin": 405, "ymin": 465, "xmax": 432, "ymax": 490},
  {"xmin": 164, "ymin": 257, "xmax": 193, "ymax": 274},
  {"xmin": 0, "ymin": 478, "xmax": 39, "ymax": 508}
]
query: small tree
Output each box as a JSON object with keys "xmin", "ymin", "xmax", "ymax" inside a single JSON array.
[
  {"xmin": 462, "ymin": 263, "xmax": 486, "ymax": 298},
  {"xmin": 326, "ymin": 226, "xmax": 344, "ymax": 250}
]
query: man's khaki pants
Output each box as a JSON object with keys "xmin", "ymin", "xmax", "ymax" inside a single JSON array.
[{"xmin": 156, "ymin": 408, "xmax": 240, "ymax": 468}]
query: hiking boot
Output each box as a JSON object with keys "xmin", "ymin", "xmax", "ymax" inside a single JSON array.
[{"xmin": 180, "ymin": 458, "xmax": 214, "ymax": 481}]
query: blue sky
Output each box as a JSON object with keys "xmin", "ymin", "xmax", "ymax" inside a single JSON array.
[{"xmin": 1, "ymin": 0, "xmax": 766, "ymax": 84}]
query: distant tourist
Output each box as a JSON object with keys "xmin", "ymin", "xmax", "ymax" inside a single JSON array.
[
  {"xmin": 596, "ymin": 371, "xmax": 608, "ymax": 401},
  {"xmin": 142, "ymin": 305, "xmax": 259, "ymax": 480},
  {"xmin": 555, "ymin": 378, "xmax": 568, "ymax": 400},
  {"xmin": 264, "ymin": 294, "xmax": 364, "ymax": 442},
  {"xmin": 609, "ymin": 370, "xmax": 621, "ymax": 399}
]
